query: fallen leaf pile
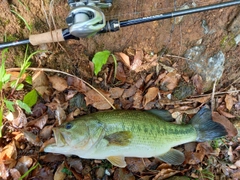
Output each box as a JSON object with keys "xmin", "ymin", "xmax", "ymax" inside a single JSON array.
[{"xmin": 1, "ymin": 48, "xmax": 240, "ymax": 179}]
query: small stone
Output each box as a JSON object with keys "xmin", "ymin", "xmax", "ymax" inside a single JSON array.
[
  {"xmin": 98, "ymin": 77, "xmax": 103, "ymax": 81},
  {"xmin": 96, "ymin": 167, "xmax": 105, "ymax": 179},
  {"xmin": 234, "ymin": 34, "xmax": 240, "ymax": 44}
]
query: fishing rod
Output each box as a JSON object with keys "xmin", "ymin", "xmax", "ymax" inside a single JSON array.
[{"xmin": 0, "ymin": 0, "xmax": 240, "ymax": 49}]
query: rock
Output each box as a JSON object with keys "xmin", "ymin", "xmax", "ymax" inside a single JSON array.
[
  {"xmin": 184, "ymin": 46, "xmax": 225, "ymax": 91},
  {"xmin": 234, "ymin": 34, "xmax": 240, "ymax": 45},
  {"xmin": 228, "ymin": 13, "xmax": 240, "ymax": 34}
]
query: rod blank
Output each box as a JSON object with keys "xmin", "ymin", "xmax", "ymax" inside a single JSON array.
[
  {"xmin": 0, "ymin": 0, "xmax": 240, "ymax": 49},
  {"xmin": 120, "ymin": 0, "xmax": 240, "ymax": 27}
]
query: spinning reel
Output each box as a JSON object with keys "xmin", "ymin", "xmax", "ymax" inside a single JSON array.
[
  {"xmin": 66, "ymin": 0, "xmax": 116, "ymax": 37},
  {"xmin": 0, "ymin": 0, "xmax": 240, "ymax": 49}
]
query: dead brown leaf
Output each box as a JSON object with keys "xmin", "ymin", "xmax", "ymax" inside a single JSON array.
[
  {"xmin": 9, "ymin": 168, "xmax": 21, "ymax": 180},
  {"xmin": 54, "ymin": 162, "xmax": 66, "ymax": 180},
  {"xmin": 131, "ymin": 49, "xmax": 143, "ymax": 71},
  {"xmin": 32, "ymin": 71, "xmax": 50, "ymax": 96},
  {"xmin": 48, "ymin": 75, "xmax": 68, "ymax": 92},
  {"xmin": 27, "ymin": 114, "xmax": 48, "ymax": 129},
  {"xmin": 133, "ymin": 90, "xmax": 143, "ymax": 109},
  {"xmin": 192, "ymin": 96, "xmax": 211, "ymax": 104},
  {"xmin": 113, "ymin": 168, "xmax": 135, "ymax": 180},
  {"xmin": 196, "ymin": 142, "xmax": 213, "ymax": 156},
  {"xmin": 118, "ymin": 52, "xmax": 130, "ymax": 68},
  {"xmin": 40, "ymin": 125, "xmax": 54, "ymax": 139},
  {"xmin": 122, "ymin": 86, "xmax": 137, "ymax": 99},
  {"xmin": 32, "ymin": 167, "xmax": 54, "ymax": 180},
  {"xmin": 185, "ymin": 152, "xmax": 203, "ymax": 165},
  {"xmin": 153, "ymin": 168, "xmax": 180, "ymax": 180},
  {"xmin": 67, "ymin": 158, "xmax": 83, "ymax": 173},
  {"xmin": 0, "ymin": 162, "xmax": 9, "ymax": 179},
  {"xmin": 232, "ymin": 170, "xmax": 240, "ymax": 179},
  {"xmin": 182, "ymin": 75, "xmax": 190, "ymax": 83},
  {"xmin": 161, "ymin": 71, "xmax": 181, "ymax": 91},
  {"xmin": 116, "ymin": 62, "xmax": 127, "ymax": 82},
  {"xmin": 212, "ymin": 111, "xmax": 238, "ymax": 137},
  {"xmin": 155, "ymin": 71, "xmax": 167, "ymax": 85},
  {"xmin": 225, "ymin": 94, "xmax": 234, "ymax": 111},
  {"xmin": 32, "ymin": 103, "xmax": 47, "ymax": 118},
  {"xmin": 15, "ymin": 157, "xmax": 33, "ymax": 177},
  {"xmin": 134, "ymin": 54, "xmax": 158, "ymax": 73},
  {"xmin": 110, "ymin": 87, "xmax": 125, "ymax": 99},
  {"xmin": 126, "ymin": 158, "xmax": 151, "ymax": 173},
  {"xmin": 40, "ymin": 154, "xmax": 65, "ymax": 163},
  {"xmin": 22, "ymin": 130, "xmax": 43, "ymax": 146},
  {"xmin": 192, "ymin": 74, "xmax": 203, "ymax": 94},
  {"xmin": 218, "ymin": 109, "xmax": 236, "ymax": 118},
  {"xmin": 65, "ymin": 90, "xmax": 78, "ymax": 101},
  {"xmin": 145, "ymin": 73, "xmax": 154, "ymax": 84},
  {"xmin": 6, "ymin": 105, "xmax": 27, "ymax": 129},
  {"xmin": 135, "ymin": 78, "xmax": 144, "ymax": 89},
  {"xmin": 185, "ymin": 142, "xmax": 212, "ymax": 165},
  {"xmin": 67, "ymin": 76, "xmax": 87, "ymax": 93},
  {"xmin": 0, "ymin": 141, "xmax": 17, "ymax": 160},
  {"xmin": 40, "ymin": 138, "xmax": 55, "ymax": 152},
  {"xmin": 18, "ymin": 156, "xmax": 33, "ymax": 168},
  {"xmin": 184, "ymin": 142, "xmax": 197, "ymax": 152},
  {"xmin": 55, "ymin": 106, "xmax": 67, "ymax": 125},
  {"xmin": 235, "ymin": 160, "xmax": 240, "ymax": 167},
  {"xmin": 85, "ymin": 89, "xmax": 114, "ymax": 110},
  {"xmin": 143, "ymin": 87, "xmax": 159, "ymax": 106}
]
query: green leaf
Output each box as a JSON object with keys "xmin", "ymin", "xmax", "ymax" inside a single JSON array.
[
  {"xmin": 0, "ymin": 104, "xmax": 3, "ymax": 137},
  {"xmin": 92, "ymin": 50, "xmax": 111, "ymax": 75},
  {"xmin": 10, "ymin": 80, "xmax": 17, "ymax": 89},
  {"xmin": 25, "ymin": 75, "xmax": 32, "ymax": 85},
  {"xmin": 2, "ymin": 73, "xmax": 11, "ymax": 83},
  {"xmin": 61, "ymin": 167, "xmax": 72, "ymax": 175},
  {"xmin": 16, "ymin": 100, "xmax": 31, "ymax": 113},
  {"xmin": 111, "ymin": 54, "xmax": 117, "ymax": 81},
  {"xmin": 23, "ymin": 89, "xmax": 38, "ymax": 107},
  {"xmin": 4, "ymin": 100, "xmax": 15, "ymax": 112},
  {"xmin": 0, "ymin": 60, "xmax": 6, "ymax": 79},
  {"xmin": 16, "ymin": 83, "xmax": 24, "ymax": 91}
]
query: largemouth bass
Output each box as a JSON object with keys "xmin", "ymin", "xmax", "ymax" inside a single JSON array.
[{"xmin": 44, "ymin": 107, "xmax": 227, "ymax": 167}]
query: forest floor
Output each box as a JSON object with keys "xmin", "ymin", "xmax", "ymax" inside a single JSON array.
[{"xmin": 1, "ymin": 0, "xmax": 240, "ymax": 179}]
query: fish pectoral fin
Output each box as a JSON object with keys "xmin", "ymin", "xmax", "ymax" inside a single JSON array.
[
  {"xmin": 156, "ymin": 149, "xmax": 185, "ymax": 165},
  {"xmin": 107, "ymin": 156, "xmax": 127, "ymax": 168},
  {"xmin": 104, "ymin": 131, "xmax": 132, "ymax": 146}
]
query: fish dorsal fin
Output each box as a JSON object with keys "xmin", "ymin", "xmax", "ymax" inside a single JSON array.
[
  {"xmin": 157, "ymin": 149, "xmax": 185, "ymax": 165},
  {"xmin": 104, "ymin": 131, "xmax": 132, "ymax": 146},
  {"xmin": 107, "ymin": 156, "xmax": 127, "ymax": 168},
  {"xmin": 147, "ymin": 109, "xmax": 174, "ymax": 122}
]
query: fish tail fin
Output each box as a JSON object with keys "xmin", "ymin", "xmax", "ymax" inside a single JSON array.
[{"xmin": 191, "ymin": 107, "xmax": 227, "ymax": 142}]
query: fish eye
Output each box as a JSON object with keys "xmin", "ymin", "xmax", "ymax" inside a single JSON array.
[{"xmin": 65, "ymin": 122, "xmax": 73, "ymax": 130}]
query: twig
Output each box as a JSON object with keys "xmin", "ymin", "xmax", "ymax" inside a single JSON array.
[
  {"xmin": 6, "ymin": 67, "xmax": 116, "ymax": 110},
  {"xmin": 211, "ymin": 80, "xmax": 217, "ymax": 111},
  {"xmin": 165, "ymin": 54, "xmax": 192, "ymax": 61}
]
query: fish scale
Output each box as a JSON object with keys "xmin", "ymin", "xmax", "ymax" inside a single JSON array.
[{"xmin": 44, "ymin": 108, "xmax": 227, "ymax": 167}]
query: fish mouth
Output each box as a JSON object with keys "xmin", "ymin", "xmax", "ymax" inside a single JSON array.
[{"xmin": 52, "ymin": 128, "xmax": 67, "ymax": 147}]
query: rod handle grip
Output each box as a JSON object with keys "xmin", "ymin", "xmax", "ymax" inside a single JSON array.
[{"xmin": 29, "ymin": 29, "xmax": 64, "ymax": 45}]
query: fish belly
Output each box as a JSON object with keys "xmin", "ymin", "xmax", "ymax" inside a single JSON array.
[{"xmin": 82, "ymin": 119, "xmax": 197, "ymax": 159}]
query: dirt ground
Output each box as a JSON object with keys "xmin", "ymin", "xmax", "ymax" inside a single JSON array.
[
  {"xmin": 0, "ymin": 0, "xmax": 240, "ymax": 82},
  {"xmin": 1, "ymin": 0, "xmax": 240, "ymax": 179}
]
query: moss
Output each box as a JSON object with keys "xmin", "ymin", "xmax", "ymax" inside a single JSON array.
[
  {"xmin": 220, "ymin": 33, "xmax": 236, "ymax": 50},
  {"xmin": 173, "ymin": 81, "xmax": 195, "ymax": 100}
]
